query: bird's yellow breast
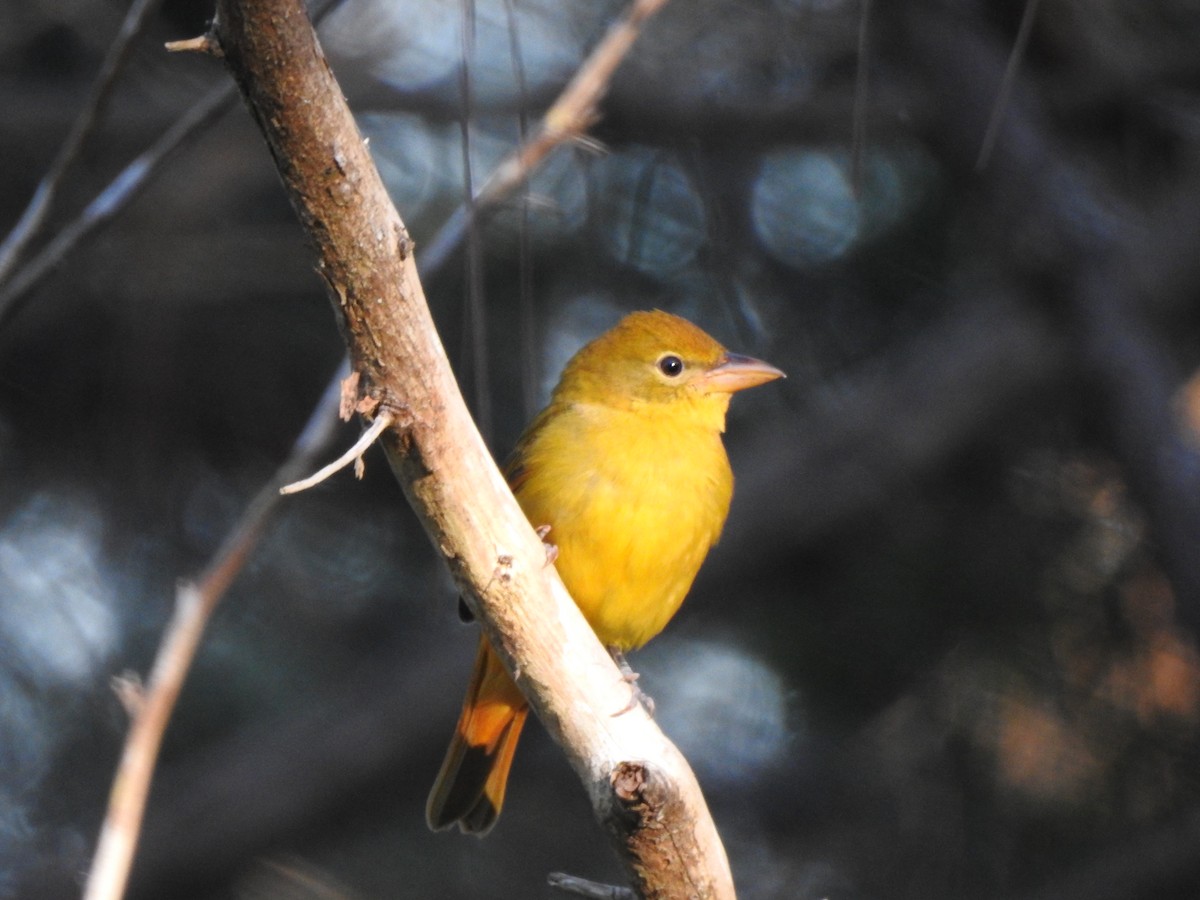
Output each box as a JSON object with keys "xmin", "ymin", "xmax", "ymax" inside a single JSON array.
[{"xmin": 511, "ymin": 397, "xmax": 733, "ymax": 651}]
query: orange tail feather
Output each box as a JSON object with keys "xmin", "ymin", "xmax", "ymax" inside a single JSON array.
[{"xmin": 426, "ymin": 637, "xmax": 528, "ymax": 835}]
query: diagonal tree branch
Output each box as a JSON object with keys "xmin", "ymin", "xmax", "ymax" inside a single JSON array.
[{"xmin": 207, "ymin": 0, "xmax": 732, "ymax": 897}]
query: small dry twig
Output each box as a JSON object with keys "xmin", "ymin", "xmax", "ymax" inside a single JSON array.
[
  {"xmin": 165, "ymin": 34, "xmax": 223, "ymax": 55},
  {"xmin": 279, "ymin": 410, "xmax": 395, "ymax": 495}
]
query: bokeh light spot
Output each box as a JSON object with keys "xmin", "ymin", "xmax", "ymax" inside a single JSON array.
[
  {"xmin": 640, "ymin": 639, "xmax": 792, "ymax": 788},
  {"xmin": 590, "ymin": 148, "xmax": 707, "ymax": 278},
  {"xmin": 752, "ymin": 149, "xmax": 859, "ymax": 267},
  {"xmin": 0, "ymin": 494, "xmax": 116, "ymax": 686}
]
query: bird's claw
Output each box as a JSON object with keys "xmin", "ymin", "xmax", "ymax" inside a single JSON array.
[
  {"xmin": 613, "ymin": 680, "xmax": 656, "ymax": 718},
  {"xmin": 608, "ymin": 647, "xmax": 655, "ymax": 717},
  {"xmin": 536, "ymin": 524, "xmax": 559, "ymax": 566}
]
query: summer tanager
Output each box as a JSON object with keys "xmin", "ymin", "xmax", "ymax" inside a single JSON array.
[{"xmin": 426, "ymin": 309, "xmax": 784, "ymax": 834}]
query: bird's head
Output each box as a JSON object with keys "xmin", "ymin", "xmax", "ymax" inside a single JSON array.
[{"xmin": 553, "ymin": 310, "xmax": 784, "ymax": 426}]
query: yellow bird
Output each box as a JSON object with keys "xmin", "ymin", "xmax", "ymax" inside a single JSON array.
[{"xmin": 426, "ymin": 309, "xmax": 784, "ymax": 834}]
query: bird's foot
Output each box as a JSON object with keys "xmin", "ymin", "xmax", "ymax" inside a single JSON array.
[
  {"xmin": 536, "ymin": 524, "xmax": 559, "ymax": 566},
  {"xmin": 608, "ymin": 647, "xmax": 655, "ymax": 717}
]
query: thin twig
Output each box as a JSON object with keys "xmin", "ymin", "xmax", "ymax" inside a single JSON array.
[
  {"xmin": 456, "ymin": 0, "xmax": 492, "ymax": 441},
  {"xmin": 548, "ymin": 871, "xmax": 637, "ymax": 900},
  {"xmin": 0, "ymin": 0, "xmax": 344, "ymax": 330},
  {"xmin": 850, "ymin": 0, "xmax": 872, "ymax": 193},
  {"xmin": 418, "ymin": 0, "xmax": 671, "ymax": 273},
  {"xmin": 0, "ymin": 0, "xmax": 164, "ymax": 286},
  {"xmin": 976, "ymin": 0, "xmax": 1042, "ymax": 171},
  {"xmin": 0, "ymin": 81, "xmax": 237, "ymax": 328},
  {"xmin": 81, "ymin": 362, "xmax": 347, "ymax": 900},
  {"xmin": 279, "ymin": 410, "xmax": 394, "ymax": 495}
]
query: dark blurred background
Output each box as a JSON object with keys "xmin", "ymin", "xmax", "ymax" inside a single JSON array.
[{"xmin": 4, "ymin": 0, "xmax": 1200, "ymax": 898}]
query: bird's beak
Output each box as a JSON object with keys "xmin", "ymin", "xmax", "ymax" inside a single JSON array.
[{"xmin": 697, "ymin": 352, "xmax": 786, "ymax": 394}]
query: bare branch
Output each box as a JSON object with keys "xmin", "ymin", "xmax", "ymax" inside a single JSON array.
[
  {"xmin": 81, "ymin": 364, "xmax": 345, "ymax": 900},
  {"xmin": 0, "ymin": 82, "xmax": 236, "ymax": 328},
  {"xmin": 209, "ymin": 0, "xmax": 733, "ymax": 896},
  {"xmin": 0, "ymin": 0, "xmax": 343, "ymax": 330},
  {"xmin": 0, "ymin": 0, "xmax": 164, "ymax": 286}
]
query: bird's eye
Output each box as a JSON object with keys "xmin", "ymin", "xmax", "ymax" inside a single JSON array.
[{"xmin": 658, "ymin": 355, "xmax": 684, "ymax": 377}]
